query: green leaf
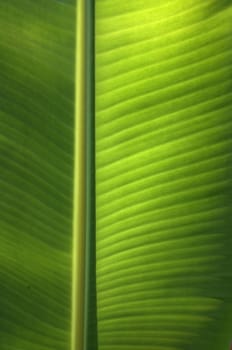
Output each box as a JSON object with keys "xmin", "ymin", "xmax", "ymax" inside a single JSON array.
[
  {"xmin": 0, "ymin": 1, "xmax": 76, "ymax": 349},
  {"xmin": 1, "ymin": 1, "xmax": 232, "ymax": 350},
  {"xmin": 95, "ymin": 1, "xmax": 232, "ymax": 350}
]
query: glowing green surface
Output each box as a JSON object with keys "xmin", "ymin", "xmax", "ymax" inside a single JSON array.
[
  {"xmin": 95, "ymin": 1, "xmax": 232, "ymax": 350},
  {"xmin": 1, "ymin": 1, "xmax": 232, "ymax": 350}
]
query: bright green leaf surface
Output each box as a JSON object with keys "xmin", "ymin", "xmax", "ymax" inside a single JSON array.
[
  {"xmin": 0, "ymin": 1, "xmax": 76, "ymax": 349},
  {"xmin": 1, "ymin": 1, "xmax": 232, "ymax": 350},
  {"xmin": 96, "ymin": 1, "xmax": 232, "ymax": 350}
]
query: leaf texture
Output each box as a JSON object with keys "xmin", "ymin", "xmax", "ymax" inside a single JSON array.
[
  {"xmin": 0, "ymin": 1, "xmax": 75, "ymax": 349},
  {"xmin": 95, "ymin": 1, "xmax": 232, "ymax": 350}
]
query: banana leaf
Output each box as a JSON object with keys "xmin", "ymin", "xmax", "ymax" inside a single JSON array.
[
  {"xmin": 0, "ymin": 1, "xmax": 232, "ymax": 350},
  {"xmin": 0, "ymin": 1, "xmax": 76, "ymax": 349},
  {"xmin": 95, "ymin": 1, "xmax": 232, "ymax": 350}
]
